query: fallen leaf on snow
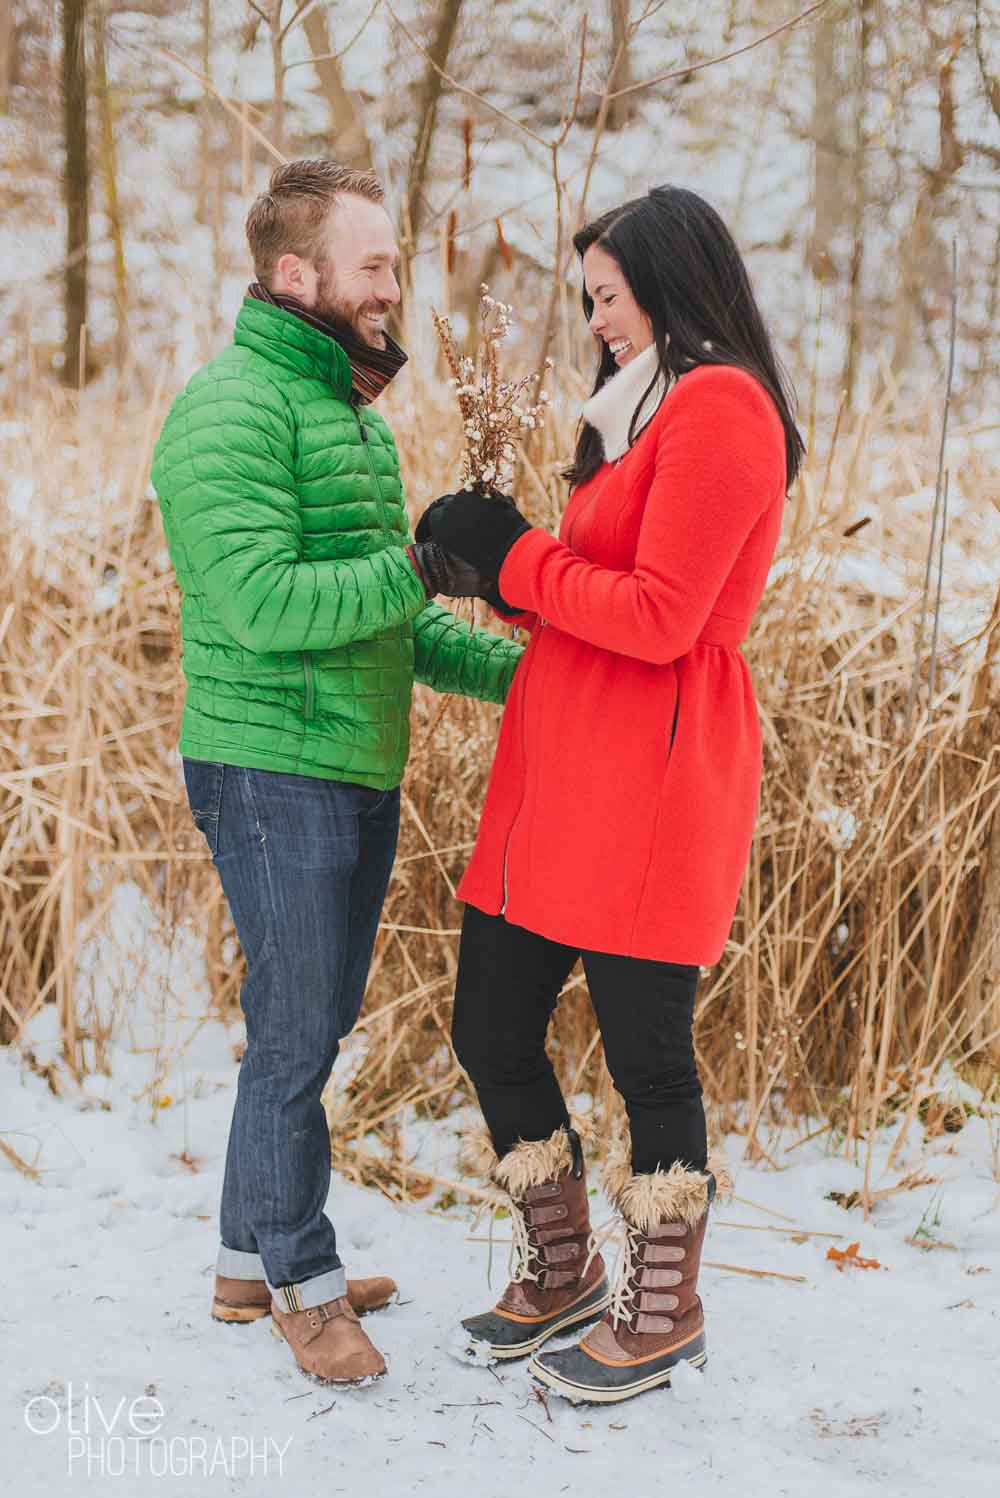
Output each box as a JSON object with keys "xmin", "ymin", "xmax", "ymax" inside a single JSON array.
[
  {"xmin": 826, "ymin": 1241, "xmax": 882, "ymax": 1271},
  {"xmin": 169, "ymin": 1150, "xmax": 201, "ymax": 1173}
]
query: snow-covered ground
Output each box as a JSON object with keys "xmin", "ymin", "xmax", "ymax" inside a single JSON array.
[{"xmin": 3, "ymin": 985, "xmax": 998, "ymax": 1498}]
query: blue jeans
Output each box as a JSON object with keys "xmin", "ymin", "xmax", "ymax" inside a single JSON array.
[{"xmin": 181, "ymin": 757, "xmax": 400, "ymax": 1311}]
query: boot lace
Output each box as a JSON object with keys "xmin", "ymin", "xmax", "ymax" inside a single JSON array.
[
  {"xmin": 583, "ymin": 1213, "xmax": 640, "ymax": 1330},
  {"xmin": 506, "ymin": 1195, "xmax": 540, "ymax": 1285},
  {"xmin": 472, "ymin": 1192, "xmax": 541, "ymax": 1289}
]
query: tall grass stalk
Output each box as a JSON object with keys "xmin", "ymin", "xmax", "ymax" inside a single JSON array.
[{"xmin": 2, "ymin": 352, "xmax": 998, "ymax": 1191}]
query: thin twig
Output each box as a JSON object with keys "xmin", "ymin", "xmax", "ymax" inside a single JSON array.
[{"xmin": 607, "ymin": 0, "xmax": 831, "ymax": 100}]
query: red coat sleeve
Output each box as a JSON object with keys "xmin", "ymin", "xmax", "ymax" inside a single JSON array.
[{"xmin": 497, "ymin": 367, "xmax": 786, "ymax": 665}]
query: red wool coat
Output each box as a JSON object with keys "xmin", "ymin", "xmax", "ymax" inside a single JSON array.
[{"xmin": 455, "ymin": 363, "xmax": 787, "ymax": 966}]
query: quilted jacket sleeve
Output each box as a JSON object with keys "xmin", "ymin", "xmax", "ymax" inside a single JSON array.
[
  {"xmin": 411, "ymin": 602, "xmax": 524, "ymax": 704},
  {"xmin": 151, "ymin": 376, "xmax": 429, "ymax": 654},
  {"xmin": 497, "ymin": 367, "xmax": 786, "ymax": 665}
]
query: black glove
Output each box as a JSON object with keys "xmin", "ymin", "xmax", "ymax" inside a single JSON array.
[
  {"xmin": 414, "ymin": 488, "xmax": 522, "ymax": 547},
  {"xmin": 408, "ymin": 540, "xmax": 497, "ymax": 601},
  {"xmin": 483, "ymin": 581, "xmax": 521, "ymax": 616},
  {"xmin": 424, "ymin": 488, "xmax": 532, "ymax": 577},
  {"xmin": 414, "ymin": 495, "xmax": 451, "ymax": 544}
]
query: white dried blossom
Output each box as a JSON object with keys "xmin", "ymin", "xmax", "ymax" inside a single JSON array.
[{"xmin": 432, "ymin": 289, "xmax": 552, "ymax": 495}]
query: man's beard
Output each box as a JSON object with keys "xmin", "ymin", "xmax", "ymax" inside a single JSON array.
[{"xmin": 314, "ymin": 263, "xmax": 388, "ymax": 350}]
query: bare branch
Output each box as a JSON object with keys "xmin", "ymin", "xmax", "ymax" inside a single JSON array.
[
  {"xmin": 409, "ymin": 151, "xmax": 609, "ymax": 262},
  {"xmin": 607, "ymin": 0, "xmax": 832, "ymax": 101},
  {"xmin": 284, "ymin": 0, "xmax": 379, "ymax": 72},
  {"xmin": 278, "ymin": 0, "xmax": 318, "ymax": 45},
  {"xmin": 155, "ymin": 46, "xmax": 287, "ymax": 164},
  {"xmin": 553, "ymin": 16, "xmax": 588, "ymax": 148},
  {"xmin": 382, "ymin": 0, "xmax": 548, "ymax": 150},
  {"xmin": 974, "ymin": 0, "xmax": 1000, "ymax": 128}
]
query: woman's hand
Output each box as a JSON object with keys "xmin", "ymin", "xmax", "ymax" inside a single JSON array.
[{"xmin": 417, "ymin": 488, "xmax": 532, "ymax": 578}]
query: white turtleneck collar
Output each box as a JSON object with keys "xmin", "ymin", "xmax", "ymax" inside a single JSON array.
[{"xmin": 581, "ymin": 342, "xmax": 671, "ymax": 463}]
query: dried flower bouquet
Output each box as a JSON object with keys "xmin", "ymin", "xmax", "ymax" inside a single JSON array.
[{"xmin": 431, "ymin": 286, "xmax": 550, "ymax": 496}]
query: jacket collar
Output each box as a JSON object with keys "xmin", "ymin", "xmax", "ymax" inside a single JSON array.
[
  {"xmin": 233, "ymin": 297, "xmax": 353, "ymax": 401},
  {"xmin": 582, "ymin": 343, "xmax": 670, "ymax": 462}
]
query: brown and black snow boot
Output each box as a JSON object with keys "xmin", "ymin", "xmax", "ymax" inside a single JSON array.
[
  {"xmin": 529, "ymin": 1149, "xmax": 732, "ymax": 1402},
  {"xmin": 212, "ymin": 1273, "xmax": 397, "ymax": 1324},
  {"xmin": 459, "ymin": 1124, "xmax": 611, "ymax": 1362}
]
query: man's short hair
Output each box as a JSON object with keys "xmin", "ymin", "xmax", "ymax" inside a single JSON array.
[{"xmin": 245, "ymin": 159, "xmax": 385, "ymax": 285}]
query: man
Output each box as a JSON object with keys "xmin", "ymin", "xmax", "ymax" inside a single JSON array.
[{"xmin": 151, "ymin": 159, "xmax": 522, "ymax": 1387}]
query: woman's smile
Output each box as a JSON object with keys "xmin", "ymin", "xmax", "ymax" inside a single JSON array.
[{"xmin": 607, "ymin": 336, "xmax": 634, "ymax": 362}]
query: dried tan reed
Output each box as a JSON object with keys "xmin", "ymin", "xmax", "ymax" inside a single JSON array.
[{"xmin": 2, "ymin": 347, "xmax": 998, "ymax": 1197}]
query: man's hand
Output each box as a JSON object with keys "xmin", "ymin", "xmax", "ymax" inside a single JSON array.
[{"xmin": 407, "ymin": 540, "xmax": 498, "ymax": 601}]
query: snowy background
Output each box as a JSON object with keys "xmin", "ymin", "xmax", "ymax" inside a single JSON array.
[
  {"xmin": 2, "ymin": 3, "xmax": 999, "ymax": 1492},
  {"xmin": 4, "ymin": 883, "xmax": 999, "ymax": 1497}
]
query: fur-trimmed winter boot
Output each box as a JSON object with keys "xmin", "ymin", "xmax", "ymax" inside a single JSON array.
[
  {"xmin": 528, "ymin": 1149, "xmax": 732, "ymax": 1402},
  {"xmin": 459, "ymin": 1124, "xmax": 611, "ymax": 1361}
]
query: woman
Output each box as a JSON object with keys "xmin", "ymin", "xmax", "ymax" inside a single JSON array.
[{"xmin": 417, "ymin": 185, "xmax": 804, "ymax": 1403}]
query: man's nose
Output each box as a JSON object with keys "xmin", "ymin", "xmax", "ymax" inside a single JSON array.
[{"xmin": 377, "ymin": 268, "xmax": 401, "ymax": 306}]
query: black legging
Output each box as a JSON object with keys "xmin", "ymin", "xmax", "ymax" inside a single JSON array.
[{"xmin": 451, "ymin": 905, "xmax": 706, "ymax": 1175}]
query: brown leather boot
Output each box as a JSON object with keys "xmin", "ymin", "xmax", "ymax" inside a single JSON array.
[
  {"xmin": 529, "ymin": 1150, "xmax": 732, "ymax": 1402},
  {"xmin": 212, "ymin": 1274, "xmax": 397, "ymax": 1324},
  {"xmin": 459, "ymin": 1124, "xmax": 610, "ymax": 1361},
  {"xmin": 270, "ymin": 1294, "xmax": 387, "ymax": 1385}
]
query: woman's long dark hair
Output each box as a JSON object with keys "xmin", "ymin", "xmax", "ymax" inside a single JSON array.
[{"xmin": 563, "ymin": 186, "xmax": 805, "ymax": 491}]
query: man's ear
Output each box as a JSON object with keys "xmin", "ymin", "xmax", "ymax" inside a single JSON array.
[{"xmin": 272, "ymin": 251, "xmax": 311, "ymax": 297}]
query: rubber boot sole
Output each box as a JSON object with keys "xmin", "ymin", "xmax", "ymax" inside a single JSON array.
[
  {"xmin": 211, "ymin": 1299, "xmax": 269, "ymax": 1324},
  {"xmin": 528, "ymin": 1330, "xmax": 707, "ymax": 1403},
  {"xmin": 461, "ymin": 1277, "xmax": 612, "ymax": 1362}
]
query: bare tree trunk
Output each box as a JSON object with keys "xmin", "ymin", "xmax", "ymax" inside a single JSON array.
[
  {"xmin": 0, "ymin": 0, "xmax": 13, "ymax": 113},
  {"xmin": 302, "ymin": 5, "xmax": 372, "ymax": 168},
  {"xmin": 393, "ymin": 0, "xmax": 463, "ymax": 343},
  {"xmin": 62, "ymin": 0, "xmax": 89, "ymax": 386},
  {"xmin": 842, "ymin": 0, "xmax": 871, "ymax": 408},
  {"xmin": 402, "ymin": 0, "xmax": 463, "ymax": 254},
  {"xmin": 809, "ymin": 0, "xmax": 846, "ymax": 281},
  {"xmin": 246, "ymin": 1, "xmax": 285, "ymax": 155},
  {"xmin": 92, "ymin": 2, "xmax": 127, "ymax": 367},
  {"xmin": 196, "ymin": 0, "xmax": 212, "ymax": 223},
  {"xmin": 606, "ymin": 0, "xmax": 631, "ymax": 131},
  {"xmin": 269, "ymin": 7, "xmax": 284, "ymax": 156},
  {"xmin": 891, "ymin": 32, "xmax": 963, "ymax": 379}
]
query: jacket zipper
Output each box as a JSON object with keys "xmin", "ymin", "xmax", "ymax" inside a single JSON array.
[
  {"xmin": 356, "ymin": 406, "xmax": 391, "ymax": 540},
  {"xmin": 356, "ymin": 406, "xmax": 408, "ymax": 668},
  {"xmin": 302, "ymin": 652, "xmax": 315, "ymax": 720},
  {"xmin": 301, "ymin": 407, "xmax": 394, "ymax": 724},
  {"xmin": 500, "ymin": 616, "xmax": 547, "ymax": 915}
]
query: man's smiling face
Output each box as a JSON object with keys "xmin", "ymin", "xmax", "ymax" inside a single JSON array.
[{"xmin": 273, "ymin": 194, "xmax": 401, "ymax": 349}]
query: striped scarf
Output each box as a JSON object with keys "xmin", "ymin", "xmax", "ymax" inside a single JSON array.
[{"xmin": 247, "ymin": 282, "xmax": 408, "ymax": 405}]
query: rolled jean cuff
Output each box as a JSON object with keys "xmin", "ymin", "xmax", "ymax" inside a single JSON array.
[
  {"xmin": 217, "ymin": 1244, "xmax": 265, "ymax": 1280},
  {"xmin": 267, "ymin": 1265, "xmax": 347, "ymax": 1313}
]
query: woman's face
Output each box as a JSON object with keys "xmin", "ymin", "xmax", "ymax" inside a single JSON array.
[{"xmin": 582, "ymin": 244, "xmax": 654, "ymax": 369}]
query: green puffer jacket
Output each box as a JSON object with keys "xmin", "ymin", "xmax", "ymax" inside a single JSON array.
[{"xmin": 151, "ymin": 298, "xmax": 523, "ymax": 789}]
